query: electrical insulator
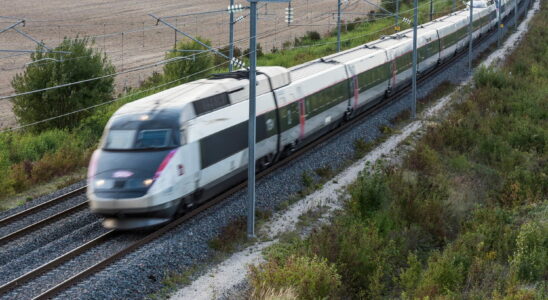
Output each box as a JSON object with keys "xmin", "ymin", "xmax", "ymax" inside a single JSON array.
[
  {"xmin": 285, "ymin": 7, "xmax": 294, "ymax": 24},
  {"xmin": 228, "ymin": 4, "xmax": 244, "ymax": 13},
  {"xmin": 231, "ymin": 57, "xmax": 245, "ymax": 69}
]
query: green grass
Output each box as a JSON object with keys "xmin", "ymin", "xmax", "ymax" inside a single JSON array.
[{"xmin": 247, "ymin": 3, "xmax": 548, "ymax": 299}]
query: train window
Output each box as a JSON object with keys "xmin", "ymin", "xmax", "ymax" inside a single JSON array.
[
  {"xmin": 136, "ymin": 129, "xmax": 171, "ymax": 149},
  {"xmin": 104, "ymin": 130, "xmax": 136, "ymax": 150},
  {"xmin": 103, "ymin": 129, "xmax": 173, "ymax": 150},
  {"xmin": 193, "ymin": 93, "xmax": 230, "ymax": 116}
]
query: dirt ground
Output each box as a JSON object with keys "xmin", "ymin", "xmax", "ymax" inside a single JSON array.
[{"xmin": 0, "ymin": 0, "xmax": 378, "ymax": 129}]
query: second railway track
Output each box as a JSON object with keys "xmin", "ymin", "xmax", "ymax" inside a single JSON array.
[{"xmin": 0, "ymin": 186, "xmax": 88, "ymax": 244}]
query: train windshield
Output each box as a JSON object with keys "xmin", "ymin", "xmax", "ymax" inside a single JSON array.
[{"xmin": 103, "ymin": 129, "xmax": 173, "ymax": 150}]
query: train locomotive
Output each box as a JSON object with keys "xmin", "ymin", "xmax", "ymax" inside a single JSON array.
[{"xmin": 88, "ymin": 0, "xmax": 519, "ymax": 229}]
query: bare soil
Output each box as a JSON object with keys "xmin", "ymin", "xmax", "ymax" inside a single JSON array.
[{"xmin": 0, "ymin": 0, "xmax": 379, "ymax": 129}]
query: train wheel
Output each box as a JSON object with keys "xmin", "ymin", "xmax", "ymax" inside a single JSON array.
[{"xmin": 384, "ymin": 88, "xmax": 392, "ymax": 99}]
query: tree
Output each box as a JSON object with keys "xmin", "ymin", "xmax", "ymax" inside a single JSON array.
[
  {"xmin": 163, "ymin": 37, "xmax": 214, "ymax": 83},
  {"xmin": 11, "ymin": 37, "xmax": 115, "ymax": 131}
]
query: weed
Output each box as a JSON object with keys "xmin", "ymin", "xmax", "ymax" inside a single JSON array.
[
  {"xmin": 353, "ymin": 138, "xmax": 373, "ymax": 158},
  {"xmin": 301, "ymin": 171, "xmax": 314, "ymax": 189},
  {"xmin": 314, "ymin": 165, "xmax": 333, "ymax": 180},
  {"xmin": 248, "ymin": 255, "xmax": 341, "ymax": 300},
  {"xmin": 208, "ymin": 216, "xmax": 247, "ymax": 253}
]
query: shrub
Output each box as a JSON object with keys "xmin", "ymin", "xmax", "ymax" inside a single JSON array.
[
  {"xmin": 405, "ymin": 144, "xmax": 442, "ymax": 175},
  {"xmin": 399, "ymin": 253, "xmax": 423, "ymax": 298},
  {"xmin": 164, "ymin": 37, "xmax": 214, "ymax": 83},
  {"xmin": 305, "ymin": 31, "xmax": 321, "ymax": 41},
  {"xmin": 415, "ymin": 250, "xmax": 469, "ymax": 297},
  {"xmin": 304, "ymin": 217, "xmax": 402, "ymax": 298},
  {"xmin": 510, "ymin": 221, "xmax": 548, "ymax": 282},
  {"xmin": 139, "ymin": 71, "xmax": 164, "ymax": 90},
  {"xmin": 474, "ymin": 67, "xmax": 510, "ymax": 89},
  {"xmin": 248, "ymin": 255, "xmax": 341, "ymax": 300},
  {"xmin": 349, "ymin": 169, "xmax": 389, "ymax": 218},
  {"xmin": 11, "ymin": 37, "xmax": 115, "ymax": 131},
  {"xmin": 250, "ymin": 286, "xmax": 297, "ymax": 300}
]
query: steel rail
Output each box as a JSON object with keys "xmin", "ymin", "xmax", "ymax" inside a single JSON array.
[
  {"xmin": 5, "ymin": 6, "xmax": 526, "ymax": 298},
  {"xmin": 0, "ymin": 186, "xmax": 87, "ymax": 227},
  {"xmin": 0, "ymin": 230, "xmax": 116, "ymax": 295},
  {"xmin": 0, "ymin": 201, "xmax": 88, "ymax": 244}
]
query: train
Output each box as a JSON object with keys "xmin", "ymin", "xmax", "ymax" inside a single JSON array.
[{"xmin": 87, "ymin": 0, "xmax": 521, "ymax": 229}]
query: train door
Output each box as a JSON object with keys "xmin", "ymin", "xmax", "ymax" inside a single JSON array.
[
  {"xmin": 390, "ymin": 60, "xmax": 398, "ymax": 93},
  {"xmin": 298, "ymin": 99, "xmax": 306, "ymax": 140},
  {"xmin": 353, "ymin": 76, "xmax": 359, "ymax": 109}
]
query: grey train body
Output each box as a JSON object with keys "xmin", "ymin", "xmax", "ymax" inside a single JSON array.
[{"xmin": 87, "ymin": 0, "xmax": 521, "ymax": 229}]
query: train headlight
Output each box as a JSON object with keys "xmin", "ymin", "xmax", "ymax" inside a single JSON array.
[
  {"xmin": 143, "ymin": 179, "xmax": 154, "ymax": 187},
  {"xmin": 95, "ymin": 179, "xmax": 106, "ymax": 187}
]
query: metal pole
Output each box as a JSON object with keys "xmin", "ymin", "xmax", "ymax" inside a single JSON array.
[
  {"xmin": 469, "ymin": 0, "xmax": 473, "ymax": 73},
  {"xmin": 121, "ymin": 32, "xmax": 124, "ymax": 72},
  {"xmin": 229, "ymin": 0, "xmax": 235, "ymax": 71},
  {"xmin": 514, "ymin": 0, "xmax": 518, "ymax": 30},
  {"xmin": 411, "ymin": 0, "xmax": 418, "ymax": 119},
  {"xmin": 497, "ymin": 0, "xmax": 501, "ymax": 47},
  {"xmin": 337, "ymin": 0, "xmax": 342, "ymax": 52},
  {"xmin": 452, "ymin": 0, "xmax": 456, "ymax": 13},
  {"xmin": 430, "ymin": 0, "xmax": 434, "ymax": 21},
  {"xmin": 247, "ymin": 0, "xmax": 257, "ymax": 239},
  {"xmin": 395, "ymin": 0, "xmax": 400, "ymax": 30}
]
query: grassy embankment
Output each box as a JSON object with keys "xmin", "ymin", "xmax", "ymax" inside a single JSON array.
[
  {"xmin": 0, "ymin": 0, "xmax": 461, "ymax": 210},
  {"xmin": 247, "ymin": 3, "xmax": 547, "ymax": 299}
]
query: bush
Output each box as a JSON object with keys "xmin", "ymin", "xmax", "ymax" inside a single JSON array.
[
  {"xmin": 405, "ymin": 144, "xmax": 442, "ymax": 175},
  {"xmin": 163, "ymin": 37, "xmax": 214, "ymax": 83},
  {"xmin": 349, "ymin": 169, "xmax": 389, "ymax": 218},
  {"xmin": 305, "ymin": 31, "xmax": 321, "ymax": 41},
  {"xmin": 11, "ymin": 37, "xmax": 115, "ymax": 131},
  {"xmin": 510, "ymin": 221, "xmax": 548, "ymax": 282},
  {"xmin": 139, "ymin": 71, "xmax": 164, "ymax": 90},
  {"xmin": 248, "ymin": 255, "xmax": 341, "ymax": 300},
  {"xmin": 474, "ymin": 67, "xmax": 510, "ymax": 89},
  {"xmin": 415, "ymin": 250, "xmax": 469, "ymax": 297}
]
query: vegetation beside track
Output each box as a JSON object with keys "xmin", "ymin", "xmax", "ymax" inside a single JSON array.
[
  {"xmin": 0, "ymin": 0, "xmax": 465, "ymax": 209},
  {"xmin": 247, "ymin": 3, "xmax": 547, "ymax": 299}
]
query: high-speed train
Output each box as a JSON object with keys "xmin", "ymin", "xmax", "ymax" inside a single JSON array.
[{"xmin": 88, "ymin": 0, "xmax": 521, "ymax": 229}]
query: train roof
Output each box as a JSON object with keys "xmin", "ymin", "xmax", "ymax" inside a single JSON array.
[
  {"xmin": 113, "ymin": 66, "xmax": 291, "ymax": 118},
  {"xmin": 289, "ymin": 59, "xmax": 346, "ymax": 82}
]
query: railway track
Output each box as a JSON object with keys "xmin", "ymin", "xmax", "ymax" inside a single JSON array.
[
  {"xmin": 0, "ymin": 4, "xmax": 529, "ymax": 299},
  {"xmin": 0, "ymin": 187, "xmax": 88, "ymax": 244}
]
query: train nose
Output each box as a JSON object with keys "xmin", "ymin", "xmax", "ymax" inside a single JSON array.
[
  {"xmin": 88, "ymin": 149, "xmax": 173, "ymax": 198},
  {"xmin": 91, "ymin": 171, "xmax": 154, "ymax": 199}
]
